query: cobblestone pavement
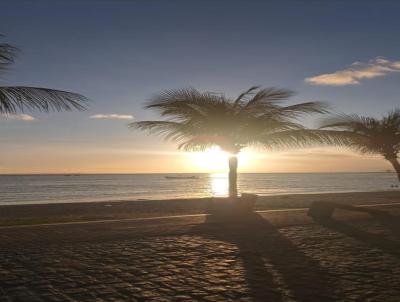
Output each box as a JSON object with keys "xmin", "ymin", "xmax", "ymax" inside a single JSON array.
[{"xmin": 0, "ymin": 211, "xmax": 400, "ymax": 301}]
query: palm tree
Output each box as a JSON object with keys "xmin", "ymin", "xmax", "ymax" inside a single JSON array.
[
  {"xmin": 131, "ymin": 87, "xmax": 340, "ymax": 198},
  {"xmin": 0, "ymin": 35, "xmax": 88, "ymax": 114},
  {"xmin": 321, "ymin": 110, "xmax": 400, "ymax": 182}
]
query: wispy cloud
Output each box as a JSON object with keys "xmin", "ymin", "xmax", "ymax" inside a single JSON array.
[
  {"xmin": 0, "ymin": 114, "xmax": 35, "ymax": 121},
  {"xmin": 305, "ymin": 57, "xmax": 400, "ymax": 86},
  {"xmin": 89, "ymin": 114, "xmax": 134, "ymax": 120}
]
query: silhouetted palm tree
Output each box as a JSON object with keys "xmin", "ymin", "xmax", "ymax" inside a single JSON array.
[
  {"xmin": 132, "ymin": 87, "xmax": 341, "ymax": 198},
  {"xmin": 321, "ymin": 110, "xmax": 400, "ymax": 182},
  {"xmin": 0, "ymin": 35, "xmax": 88, "ymax": 114}
]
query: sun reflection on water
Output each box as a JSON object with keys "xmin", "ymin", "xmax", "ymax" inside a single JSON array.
[{"xmin": 210, "ymin": 173, "xmax": 229, "ymax": 197}]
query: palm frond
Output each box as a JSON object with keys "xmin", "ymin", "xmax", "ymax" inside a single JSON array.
[
  {"xmin": 133, "ymin": 86, "xmax": 332, "ymax": 154},
  {"xmin": 178, "ymin": 136, "xmax": 224, "ymax": 151},
  {"xmin": 382, "ymin": 109, "xmax": 400, "ymax": 130},
  {"xmin": 0, "ymin": 35, "xmax": 17, "ymax": 71},
  {"xmin": 0, "ymin": 87, "xmax": 89, "ymax": 114},
  {"xmin": 320, "ymin": 110, "xmax": 400, "ymax": 157},
  {"xmin": 131, "ymin": 120, "xmax": 197, "ymax": 142},
  {"xmin": 259, "ymin": 129, "xmax": 359, "ymax": 150},
  {"xmin": 240, "ymin": 87, "xmax": 295, "ymax": 111},
  {"xmin": 233, "ymin": 86, "xmax": 259, "ymax": 107},
  {"xmin": 278, "ymin": 101, "xmax": 329, "ymax": 117},
  {"xmin": 320, "ymin": 113, "xmax": 374, "ymax": 130},
  {"xmin": 146, "ymin": 88, "xmax": 220, "ymax": 109},
  {"xmin": 144, "ymin": 88, "xmax": 229, "ymax": 121}
]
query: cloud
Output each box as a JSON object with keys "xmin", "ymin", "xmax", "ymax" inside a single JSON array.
[
  {"xmin": 89, "ymin": 114, "xmax": 134, "ymax": 120},
  {"xmin": 305, "ymin": 57, "xmax": 400, "ymax": 86},
  {"xmin": 0, "ymin": 114, "xmax": 35, "ymax": 121}
]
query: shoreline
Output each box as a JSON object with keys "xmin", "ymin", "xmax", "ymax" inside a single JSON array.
[
  {"xmin": 1, "ymin": 190, "xmax": 400, "ymax": 226},
  {"xmin": 1, "ymin": 189, "xmax": 399, "ymax": 207}
]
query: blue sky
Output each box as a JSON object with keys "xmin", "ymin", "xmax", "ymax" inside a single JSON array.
[{"xmin": 1, "ymin": 0, "xmax": 400, "ymax": 173}]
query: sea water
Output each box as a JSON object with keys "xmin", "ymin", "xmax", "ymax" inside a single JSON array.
[{"xmin": 0, "ymin": 173, "xmax": 398, "ymax": 205}]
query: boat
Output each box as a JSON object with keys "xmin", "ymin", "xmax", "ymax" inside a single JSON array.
[{"xmin": 164, "ymin": 176, "xmax": 199, "ymax": 179}]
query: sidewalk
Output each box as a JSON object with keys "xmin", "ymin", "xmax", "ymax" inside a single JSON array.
[{"xmin": 0, "ymin": 206, "xmax": 400, "ymax": 301}]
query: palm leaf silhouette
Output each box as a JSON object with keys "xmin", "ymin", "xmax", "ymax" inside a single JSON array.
[
  {"xmin": 0, "ymin": 35, "xmax": 88, "ymax": 115},
  {"xmin": 321, "ymin": 110, "xmax": 400, "ymax": 181},
  {"xmin": 132, "ymin": 87, "xmax": 337, "ymax": 197}
]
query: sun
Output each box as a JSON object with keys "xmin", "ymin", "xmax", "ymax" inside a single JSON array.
[{"xmin": 187, "ymin": 146, "xmax": 251, "ymax": 172}]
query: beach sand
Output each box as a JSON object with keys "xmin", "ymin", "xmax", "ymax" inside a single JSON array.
[{"xmin": 0, "ymin": 190, "xmax": 399, "ymax": 226}]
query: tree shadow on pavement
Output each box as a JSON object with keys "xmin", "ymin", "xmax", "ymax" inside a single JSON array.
[
  {"xmin": 371, "ymin": 211, "xmax": 400, "ymax": 237},
  {"xmin": 191, "ymin": 210, "xmax": 343, "ymax": 302},
  {"xmin": 316, "ymin": 212, "xmax": 400, "ymax": 259}
]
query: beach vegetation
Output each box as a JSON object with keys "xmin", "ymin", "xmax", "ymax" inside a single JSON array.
[
  {"xmin": 321, "ymin": 110, "xmax": 400, "ymax": 182},
  {"xmin": 132, "ymin": 86, "xmax": 343, "ymax": 197}
]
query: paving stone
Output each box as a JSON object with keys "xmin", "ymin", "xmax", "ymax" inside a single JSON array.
[{"xmin": 0, "ymin": 219, "xmax": 399, "ymax": 301}]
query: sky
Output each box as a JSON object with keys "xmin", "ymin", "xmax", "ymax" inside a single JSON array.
[{"xmin": 1, "ymin": 0, "xmax": 400, "ymax": 174}]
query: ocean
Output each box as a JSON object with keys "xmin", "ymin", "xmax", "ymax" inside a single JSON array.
[{"xmin": 0, "ymin": 172, "xmax": 398, "ymax": 205}]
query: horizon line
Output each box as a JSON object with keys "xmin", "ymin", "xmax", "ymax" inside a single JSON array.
[{"xmin": 0, "ymin": 171, "xmax": 395, "ymax": 176}]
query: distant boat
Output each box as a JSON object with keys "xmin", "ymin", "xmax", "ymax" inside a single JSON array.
[{"xmin": 165, "ymin": 176, "xmax": 199, "ymax": 180}]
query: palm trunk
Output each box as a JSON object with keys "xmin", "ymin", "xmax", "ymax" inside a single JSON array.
[
  {"xmin": 387, "ymin": 157, "xmax": 400, "ymax": 182},
  {"xmin": 228, "ymin": 155, "xmax": 238, "ymax": 198}
]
